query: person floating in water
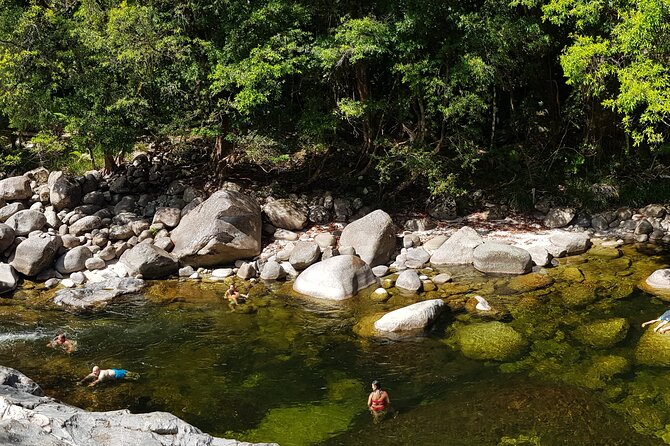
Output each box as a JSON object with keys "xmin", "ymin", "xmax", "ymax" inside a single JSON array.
[
  {"xmin": 367, "ymin": 380, "xmax": 391, "ymax": 423},
  {"xmin": 642, "ymin": 310, "xmax": 670, "ymax": 333},
  {"xmin": 225, "ymin": 284, "xmax": 247, "ymax": 311},
  {"xmin": 78, "ymin": 366, "xmax": 139, "ymax": 387},
  {"xmin": 47, "ymin": 333, "xmax": 76, "ymax": 353}
]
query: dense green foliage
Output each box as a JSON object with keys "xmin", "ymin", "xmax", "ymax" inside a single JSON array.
[{"xmin": 0, "ymin": 0, "xmax": 669, "ymax": 204}]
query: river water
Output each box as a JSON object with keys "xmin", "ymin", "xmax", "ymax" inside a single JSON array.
[{"xmin": 1, "ymin": 244, "xmax": 669, "ymax": 445}]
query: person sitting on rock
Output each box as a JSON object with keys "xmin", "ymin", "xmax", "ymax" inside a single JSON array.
[
  {"xmin": 47, "ymin": 333, "xmax": 76, "ymax": 353},
  {"xmin": 78, "ymin": 366, "xmax": 139, "ymax": 387},
  {"xmin": 225, "ymin": 284, "xmax": 247, "ymax": 311},
  {"xmin": 641, "ymin": 309, "xmax": 670, "ymax": 333}
]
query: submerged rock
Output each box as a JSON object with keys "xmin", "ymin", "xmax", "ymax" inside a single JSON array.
[
  {"xmin": 374, "ymin": 299, "xmax": 446, "ymax": 332},
  {"xmin": 635, "ymin": 330, "xmax": 670, "ymax": 367},
  {"xmin": 452, "ymin": 322, "xmax": 528, "ymax": 361},
  {"xmin": 293, "ymin": 255, "xmax": 377, "ymax": 300},
  {"xmin": 572, "ymin": 318, "xmax": 629, "ymax": 348},
  {"xmin": 0, "ymin": 366, "xmax": 275, "ymax": 446},
  {"xmin": 53, "ymin": 277, "xmax": 146, "ymax": 309}
]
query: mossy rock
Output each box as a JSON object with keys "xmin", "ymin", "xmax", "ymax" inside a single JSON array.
[
  {"xmin": 439, "ymin": 282, "xmax": 474, "ymax": 296},
  {"xmin": 572, "ymin": 318, "xmax": 629, "ymax": 348},
  {"xmin": 508, "ymin": 273, "xmax": 554, "ymax": 293},
  {"xmin": 560, "ymin": 286, "xmax": 597, "ymax": 308},
  {"xmin": 587, "ymin": 246, "xmax": 623, "ymax": 259},
  {"xmin": 587, "ymin": 355, "xmax": 630, "ymax": 379},
  {"xmin": 610, "ymin": 257, "xmax": 632, "ymax": 272},
  {"xmin": 451, "ymin": 322, "xmax": 528, "ymax": 361},
  {"xmin": 635, "ymin": 330, "xmax": 670, "ymax": 367},
  {"xmin": 353, "ymin": 313, "xmax": 385, "ymax": 337},
  {"xmin": 560, "ymin": 267, "xmax": 585, "ymax": 283}
]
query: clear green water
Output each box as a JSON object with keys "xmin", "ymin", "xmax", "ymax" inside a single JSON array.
[{"xmin": 1, "ymin": 244, "xmax": 670, "ymax": 445}]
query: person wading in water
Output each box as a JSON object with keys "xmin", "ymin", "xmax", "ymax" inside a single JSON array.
[{"xmin": 367, "ymin": 380, "xmax": 391, "ymax": 423}]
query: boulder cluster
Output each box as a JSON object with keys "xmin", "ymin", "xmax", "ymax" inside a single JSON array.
[{"xmin": 542, "ymin": 204, "xmax": 670, "ymax": 244}]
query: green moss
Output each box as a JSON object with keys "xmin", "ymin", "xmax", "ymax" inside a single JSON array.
[
  {"xmin": 450, "ymin": 322, "xmax": 528, "ymax": 361},
  {"xmin": 560, "ymin": 286, "xmax": 597, "ymax": 308},
  {"xmin": 572, "ymin": 318, "xmax": 630, "ymax": 348},
  {"xmin": 244, "ymin": 401, "xmax": 359, "ymax": 445},
  {"xmin": 560, "ymin": 267, "xmax": 585, "ymax": 283},
  {"xmin": 508, "ymin": 273, "xmax": 554, "ymax": 293},
  {"xmin": 635, "ymin": 330, "xmax": 670, "ymax": 367},
  {"xmin": 587, "ymin": 246, "xmax": 623, "ymax": 259}
]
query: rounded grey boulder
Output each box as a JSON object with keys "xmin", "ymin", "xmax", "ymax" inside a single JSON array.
[
  {"xmin": 293, "ymin": 255, "xmax": 377, "ymax": 300},
  {"xmin": 473, "ymin": 242, "xmax": 532, "ymax": 275},
  {"xmin": 339, "ymin": 209, "xmax": 396, "ymax": 267},
  {"xmin": 171, "ymin": 190, "xmax": 261, "ymax": 267},
  {"xmin": 374, "ymin": 299, "xmax": 446, "ymax": 332}
]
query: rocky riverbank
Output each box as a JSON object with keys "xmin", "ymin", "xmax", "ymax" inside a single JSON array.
[{"xmin": 1, "ymin": 153, "xmax": 670, "ymax": 310}]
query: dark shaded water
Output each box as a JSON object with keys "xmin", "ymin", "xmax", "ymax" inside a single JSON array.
[{"xmin": 1, "ymin": 244, "xmax": 670, "ymax": 445}]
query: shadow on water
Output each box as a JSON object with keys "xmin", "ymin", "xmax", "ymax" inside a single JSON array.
[{"xmin": 2, "ymin": 244, "xmax": 670, "ymax": 444}]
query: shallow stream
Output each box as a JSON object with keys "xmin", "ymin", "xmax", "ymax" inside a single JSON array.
[{"xmin": 2, "ymin": 243, "xmax": 670, "ymax": 445}]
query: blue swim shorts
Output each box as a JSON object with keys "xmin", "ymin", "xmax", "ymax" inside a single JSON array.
[
  {"xmin": 660, "ymin": 310, "xmax": 670, "ymax": 322},
  {"xmin": 112, "ymin": 369, "xmax": 127, "ymax": 379}
]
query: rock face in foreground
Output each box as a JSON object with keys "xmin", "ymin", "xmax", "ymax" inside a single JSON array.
[
  {"xmin": 0, "ymin": 366, "xmax": 276, "ymax": 446},
  {"xmin": 293, "ymin": 255, "xmax": 377, "ymax": 300},
  {"xmin": 171, "ymin": 190, "xmax": 262, "ymax": 267}
]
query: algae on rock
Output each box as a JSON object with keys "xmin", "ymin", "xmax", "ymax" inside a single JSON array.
[
  {"xmin": 572, "ymin": 318, "xmax": 629, "ymax": 348},
  {"xmin": 449, "ymin": 321, "xmax": 528, "ymax": 361}
]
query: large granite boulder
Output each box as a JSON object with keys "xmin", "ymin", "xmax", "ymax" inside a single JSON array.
[
  {"xmin": 0, "ymin": 263, "xmax": 18, "ymax": 294},
  {"xmin": 0, "ymin": 366, "xmax": 43, "ymax": 396},
  {"xmin": 0, "ymin": 223, "xmax": 16, "ymax": 253},
  {"xmin": 69, "ymin": 216, "xmax": 103, "ymax": 236},
  {"xmin": 544, "ymin": 207, "xmax": 576, "ymax": 228},
  {"xmin": 338, "ymin": 210, "xmax": 396, "ymax": 267},
  {"xmin": 0, "ymin": 366, "xmax": 275, "ymax": 446},
  {"xmin": 288, "ymin": 241, "xmax": 321, "ymax": 270},
  {"xmin": 374, "ymin": 299, "xmax": 446, "ymax": 332},
  {"xmin": 0, "ymin": 176, "xmax": 32, "ymax": 201},
  {"xmin": 53, "ymin": 277, "xmax": 146, "ymax": 309},
  {"xmin": 152, "ymin": 207, "xmax": 181, "ymax": 228},
  {"xmin": 55, "ymin": 246, "xmax": 93, "ymax": 274},
  {"xmin": 171, "ymin": 190, "xmax": 261, "ymax": 267},
  {"xmin": 451, "ymin": 322, "xmax": 528, "ymax": 361},
  {"xmin": 5, "ymin": 210, "xmax": 47, "ymax": 236},
  {"xmin": 48, "ymin": 171, "xmax": 81, "ymax": 211},
  {"xmin": 9, "ymin": 234, "xmax": 62, "ymax": 276},
  {"xmin": 0, "ymin": 202, "xmax": 24, "ymax": 223},
  {"xmin": 263, "ymin": 199, "xmax": 308, "ymax": 230},
  {"xmin": 472, "ymin": 243, "xmax": 532, "ymax": 274},
  {"xmin": 293, "ymin": 255, "xmax": 377, "ymax": 300},
  {"xmin": 645, "ymin": 269, "xmax": 670, "ymax": 289},
  {"xmin": 430, "ymin": 226, "xmax": 482, "ymax": 265},
  {"xmin": 120, "ymin": 243, "xmax": 178, "ymax": 279},
  {"xmin": 395, "ymin": 269, "xmax": 422, "ymax": 292},
  {"xmin": 549, "ymin": 231, "xmax": 590, "ymax": 256}
]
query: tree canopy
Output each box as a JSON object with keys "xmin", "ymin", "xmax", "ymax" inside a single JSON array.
[{"xmin": 1, "ymin": 0, "xmax": 669, "ymax": 205}]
